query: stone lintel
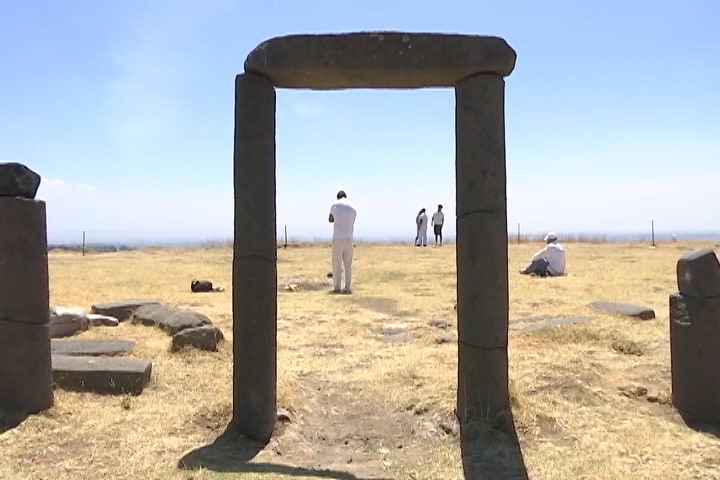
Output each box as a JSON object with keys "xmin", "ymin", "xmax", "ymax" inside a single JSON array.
[{"xmin": 245, "ymin": 32, "xmax": 516, "ymax": 89}]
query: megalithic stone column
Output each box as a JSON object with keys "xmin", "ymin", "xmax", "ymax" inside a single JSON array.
[
  {"xmin": 0, "ymin": 163, "xmax": 53, "ymax": 413},
  {"xmin": 231, "ymin": 73, "xmax": 277, "ymax": 443},
  {"xmin": 455, "ymin": 74, "xmax": 509, "ymax": 426}
]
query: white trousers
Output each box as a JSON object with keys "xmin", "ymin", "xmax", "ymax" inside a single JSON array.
[
  {"xmin": 332, "ymin": 238, "xmax": 354, "ymax": 291},
  {"xmin": 416, "ymin": 227, "xmax": 428, "ymax": 246}
]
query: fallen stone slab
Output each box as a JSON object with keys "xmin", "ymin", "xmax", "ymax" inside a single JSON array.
[
  {"xmin": 132, "ymin": 304, "xmax": 211, "ymax": 335},
  {"xmin": 677, "ymin": 248, "xmax": 720, "ymax": 298},
  {"xmin": 52, "ymin": 355, "xmax": 151, "ymax": 395},
  {"xmin": 171, "ymin": 325, "xmax": 224, "ymax": 352},
  {"xmin": 49, "ymin": 307, "xmax": 89, "ymax": 338},
  {"xmin": 0, "ymin": 162, "xmax": 41, "ymax": 199},
  {"xmin": 90, "ymin": 300, "xmax": 160, "ymax": 322},
  {"xmin": 513, "ymin": 316, "xmax": 593, "ymax": 333},
  {"xmin": 51, "ymin": 339, "xmax": 135, "ymax": 356},
  {"xmin": 87, "ymin": 314, "xmax": 119, "ymax": 327},
  {"xmin": 588, "ymin": 301, "xmax": 655, "ymax": 320},
  {"xmin": 245, "ymin": 32, "xmax": 517, "ymax": 89}
]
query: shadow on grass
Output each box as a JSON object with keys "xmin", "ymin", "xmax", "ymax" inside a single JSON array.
[
  {"xmin": 178, "ymin": 429, "xmax": 389, "ymax": 480},
  {"xmin": 460, "ymin": 413, "xmax": 529, "ymax": 480},
  {"xmin": 0, "ymin": 410, "xmax": 28, "ymax": 435},
  {"xmin": 680, "ymin": 412, "xmax": 720, "ymax": 440}
]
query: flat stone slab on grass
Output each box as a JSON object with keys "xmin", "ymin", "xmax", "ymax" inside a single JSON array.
[
  {"xmin": 49, "ymin": 307, "xmax": 90, "ymax": 338},
  {"xmin": 51, "ymin": 339, "xmax": 135, "ymax": 356},
  {"xmin": 91, "ymin": 300, "xmax": 160, "ymax": 322},
  {"xmin": 245, "ymin": 32, "xmax": 517, "ymax": 89},
  {"xmin": 510, "ymin": 315, "xmax": 593, "ymax": 333},
  {"xmin": 589, "ymin": 301, "xmax": 655, "ymax": 320},
  {"xmin": 132, "ymin": 304, "xmax": 211, "ymax": 335},
  {"xmin": 52, "ymin": 355, "xmax": 151, "ymax": 395}
]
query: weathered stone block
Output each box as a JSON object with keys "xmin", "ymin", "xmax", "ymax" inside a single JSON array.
[
  {"xmin": 0, "ymin": 198, "xmax": 49, "ymax": 325},
  {"xmin": 52, "ymin": 355, "xmax": 152, "ymax": 395},
  {"xmin": 245, "ymin": 32, "xmax": 516, "ymax": 89},
  {"xmin": 677, "ymin": 248, "xmax": 720, "ymax": 298},
  {"xmin": 171, "ymin": 325, "xmax": 224, "ymax": 352},
  {"xmin": 51, "ymin": 339, "xmax": 135, "ymax": 356},
  {"xmin": 0, "ymin": 162, "xmax": 41, "ymax": 199},
  {"xmin": 670, "ymin": 293, "xmax": 720, "ymax": 423},
  {"xmin": 90, "ymin": 299, "xmax": 160, "ymax": 322},
  {"xmin": 0, "ymin": 319, "xmax": 53, "ymax": 413}
]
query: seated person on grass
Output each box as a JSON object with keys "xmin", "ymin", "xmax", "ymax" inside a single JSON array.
[{"xmin": 520, "ymin": 232, "xmax": 566, "ymax": 277}]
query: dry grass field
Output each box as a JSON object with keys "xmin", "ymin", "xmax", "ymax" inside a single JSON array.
[{"xmin": 2, "ymin": 241, "xmax": 720, "ymax": 479}]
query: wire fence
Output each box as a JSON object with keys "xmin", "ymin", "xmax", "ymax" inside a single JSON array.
[{"xmin": 46, "ymin": 222, "xmax": 720, "ymax": 254}]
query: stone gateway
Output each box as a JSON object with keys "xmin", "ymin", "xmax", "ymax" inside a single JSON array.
[{"xmin": 232, "ymin": 32, "xmax": 516, "ymax": 442}]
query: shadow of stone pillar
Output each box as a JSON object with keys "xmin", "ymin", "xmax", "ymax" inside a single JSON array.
[
  {"xmin": 0, "ymin": 179, "xmax": 53, "ymax": 413},
  {"xmin": 455, "ymin": 74, "xmax": 509, "ymax": 424},
  {"xmin": 231, "ymin": 73, "xmax": 277, "ymax": 443}
]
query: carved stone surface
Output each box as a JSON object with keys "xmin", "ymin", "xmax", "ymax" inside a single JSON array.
[
  {"xmin": 670, "ymin": 293, "xmax": 720, "ymax": 423},
  {"xmin": 52, "ymin": 355, "xmax": 152, "ymax": 395},
  {"xmin": 677, "ymin": 248, "xmax": 720, "ymax": 298},
  {"xmin": 0, "ymin": 162, "xmax": 41, "ymax": 199}
]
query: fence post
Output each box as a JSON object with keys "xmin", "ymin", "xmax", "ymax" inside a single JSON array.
[
  {"xmin": 284, "ymin": 225, "xmax": 288, "ymax": 249},
  {"xmin": 82, "ymin": 231, "xmax": 86, "ymax": 256},
  {"xmin": 517, "ymin": 223, "xmax": 520, "ymax": 244}
]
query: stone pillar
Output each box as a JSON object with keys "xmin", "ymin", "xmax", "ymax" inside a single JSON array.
[
  {"xmin": 231, "ymin": 73, "xmax": 277, "ymax": 442},
  {"xmin": 670, "ymin": 248, "xmax": 720, "ymax": 423},
  {"xmin": 455, "ymin": 74, "xmax": 509, "ymax": 425},
  {"xmin": 0, "ymin": 178, "xmax": 53, "ymax": 413}
]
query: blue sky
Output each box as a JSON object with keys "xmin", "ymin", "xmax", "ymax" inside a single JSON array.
[{"xmin": 1, "ymin": 0, "xmax": 718, "ymax": 243}]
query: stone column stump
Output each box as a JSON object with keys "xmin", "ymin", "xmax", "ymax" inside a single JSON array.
[
  {"xmin": 670, "ymin": 248, "xmax": 720, "ymax": 423},
  {"xmin": 0, "ymin": 163, "xmax": 53, "ymax": 413}
]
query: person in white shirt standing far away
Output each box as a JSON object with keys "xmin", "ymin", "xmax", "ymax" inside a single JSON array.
[
  {"xmin": 328, "ymin": 190, "xmax": 357, "ymax": 294},
  {"xmin": 520, "ymin": 232, "xmax": 566, "ymax": 277},
  {"xmin": 431, "ymin": 204, "xmax": 445, "ymax": 247}
]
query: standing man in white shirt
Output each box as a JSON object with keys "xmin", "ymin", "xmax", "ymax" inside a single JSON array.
[
  {"xmin": 520, "ymin": 232, "xmax": 566, "ymax": 277},
  {"xmin": 431, "ymin": 204, "xmax": 445, "ymax": 247},
  {"xmin": 328, "ymin": 190, "xmax": 357, "ymax": 294}
]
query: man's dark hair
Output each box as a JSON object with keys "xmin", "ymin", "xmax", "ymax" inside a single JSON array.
[
  {"xmin": 337, "ymin": 190, "xmax": 347, "ymax": 199},
  {"xmin": 438, "ymin": 204, "xmax": 443, "ymax": 210}
]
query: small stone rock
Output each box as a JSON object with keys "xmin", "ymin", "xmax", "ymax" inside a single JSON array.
[
  {"xmin": 0, "ymin": 162, "xmax": 41, "ymax": 199},
  {"xmin": 414, "ymin": 402, "xmax": 430, "ymax": 415},
  {"xmin": 276, "ymin": 408, "xmax": 293, "ymax": 423},
  {"xmin": 439, "ymin": 418, "xmax": 459, "ymax": 436},
  {"xmin": 618, "ymin": 385, "xmax": 648, "ymax": 399},
  {"xmin": 284, "ymin": 284, "xmax": 299, "ymax": 292},
  {"xmin": 49, "ymin": 307, "xmax": 89, "ymax": 338},
  {"xmin": 435, "ymin": 334, "xmax": 455, "ymax": 344},
  {"xmin": 171, "ymin": 325, "xmax": 224, "ymax": 352},
  {"xmin": 87, "ymin": 314, "xmax": 119, "ymax": 327},
  {"xmin": 428, "ymin": 318, "xmax": 449, "ymax": 329},
  {"xmin": 404, "ymin": 398, "xmax": 421, "ymax": 411},
  {"xmin": 646, "ymin": 395, "xmax": 659, "ymax": 403}
]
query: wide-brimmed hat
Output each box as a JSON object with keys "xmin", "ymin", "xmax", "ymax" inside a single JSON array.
[{"xmin": 544, "ymin": 232, "xmax": 558, "ymax": 242}]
